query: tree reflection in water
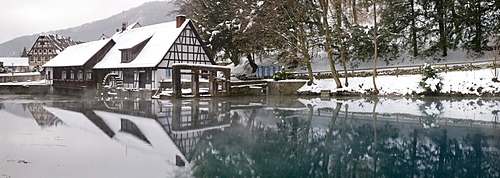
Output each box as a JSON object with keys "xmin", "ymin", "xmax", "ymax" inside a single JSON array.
[
  {"xmin": 6, "ymin": 95, "xmax": 498, "ymax": 177},
  {"xmin": 192, "ymin": 99, "xmax": 500, "ymax": 178}
]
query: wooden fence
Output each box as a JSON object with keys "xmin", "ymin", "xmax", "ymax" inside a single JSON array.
[{"xmin": 289, "ymin": 59, "xmax": 498, "ymax": 79}]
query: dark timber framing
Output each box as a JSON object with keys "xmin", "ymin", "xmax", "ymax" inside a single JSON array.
[
  {"xmin": 158, "ymin": 22, "xmax": 214, "ymax": 69},
  {"xmin": 172, "ymin": 64, "xmax": 230, "ymax": 97}
]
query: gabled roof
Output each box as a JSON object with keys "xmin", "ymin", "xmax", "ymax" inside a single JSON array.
[
  {"xmin": 45, "ymin": 35, "xmax": 81, "ymax": 51},
  {"xmin": 127, "ymin": 22, "xmax": 142, "ymax": 30},
  {"xmin": 98, "ymin": 34, "xmax": 110, "ymax": 40},
  {"xmin": 93, "ymin": 20, "xmax": 189, "ymax": 69},
  {"xmin": 43, "ymin": 39, "xmax": 113, "ymax": 67},
  {"xmin": 28, "ymin": 34, "xmax": 81, "ymax": 55}
]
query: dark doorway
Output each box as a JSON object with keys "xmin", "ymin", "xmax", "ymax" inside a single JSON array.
[{"xmin": 139, "ymin": 72, "xmax": 147, "ymax": 88}]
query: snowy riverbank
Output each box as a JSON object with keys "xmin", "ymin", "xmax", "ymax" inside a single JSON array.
[{"xmin": 297, "ymin": 68, "xmax": 500, "ymax": 96}]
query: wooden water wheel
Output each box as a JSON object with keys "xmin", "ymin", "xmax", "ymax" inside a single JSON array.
[{"xmin": 100, "ymin": 73, "xmax": 123, "ymax": 100}]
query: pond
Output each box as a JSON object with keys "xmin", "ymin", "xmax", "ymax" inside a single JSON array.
[{"xmin": 1, "ymin": 95, "xmax": 499, "ymax": 177}]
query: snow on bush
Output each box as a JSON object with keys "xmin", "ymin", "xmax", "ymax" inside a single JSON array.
[{"xmin": 419, "ymin": 63, "xmax": 443, "ymax": 93}]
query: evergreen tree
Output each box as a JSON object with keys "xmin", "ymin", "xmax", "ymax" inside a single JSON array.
[
  {"xmin": 456, "ymin": 0, "xmax": 499, "ymax": 54},
  {"xmin": 178, "ymin": 0, "xmax": 241, "ymax": 65},
  {"xmin": 20, "ymin": 47, "xmax": 28, "ymax": 57},
  {"xmin": 380, "ymin": 0, "xmax": 423, "ymax": 57}
]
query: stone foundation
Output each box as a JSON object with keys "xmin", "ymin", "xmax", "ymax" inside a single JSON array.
[{"xmin": 267, "ymin": 81, "xmax": 306, "ymax": 95}]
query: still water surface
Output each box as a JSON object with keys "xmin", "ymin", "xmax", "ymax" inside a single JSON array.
[{"xmin": 1, "ymin": 95, "xmax": 499, "ymax": 177}]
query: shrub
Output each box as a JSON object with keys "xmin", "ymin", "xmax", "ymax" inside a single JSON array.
[
  {"xmin": 419, "ymin": 63, "xmax": 443, "ymax": 93},
  {"xmin": 273, "ymin": 70, "xmax": 292, "ymax": 81}
]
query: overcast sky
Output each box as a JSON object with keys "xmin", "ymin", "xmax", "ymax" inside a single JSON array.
[{"xmin": 0, "ymin": 0, "xmax": 167, "ymax": 44}]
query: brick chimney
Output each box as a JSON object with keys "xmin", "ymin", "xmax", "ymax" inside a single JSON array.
[
  {"xmin": 176, "ymin": 15, "xmax": 187, "ymax": 28},
  {"xmin": 122, "ymin": 22, "xmax": 127, "ymax": 32}
]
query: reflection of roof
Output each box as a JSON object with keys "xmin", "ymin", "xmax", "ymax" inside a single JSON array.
[
  {"xmin": 0, "ymin": 57, "xmax": 29, "ymax": 66},
  {"xmin": 93, "ymin": 20, "xmax": 188, "ymax": 69},
  {"xmin": 43, "ymin": 106, "xmax": 107, "ymax": 136},
  {"xmin": 43, "ymin": 39, "xmax": 113, "ymax": 67},
  {"xmin": 1, "ymin": 103, "xmax": 34, "ymax": 118},
  {"xmin": 94, "ymin": 110, "xmax": 188, "ymax": 164}
]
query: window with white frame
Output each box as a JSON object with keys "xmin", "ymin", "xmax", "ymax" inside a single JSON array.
[
  {"xmin": 77, "ymin": 70, "xmax": 83, "ymax": 80},
  {"xmin": 61, "ymin": 70, "xmax": 66, "ymax": 80},
  {"xmin": 86, "ymin": 70, "xmax": 92, "ymax": 80}
]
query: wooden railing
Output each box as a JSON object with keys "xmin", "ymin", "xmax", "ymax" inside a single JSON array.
[{"xmin": 289, "ymin": 59, "xmax": 497, "ymax": 78}]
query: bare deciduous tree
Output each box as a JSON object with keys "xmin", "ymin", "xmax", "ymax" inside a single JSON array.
[{"xmin": 372, "ymin": 0, "xmax": 379, "ymax": 95}]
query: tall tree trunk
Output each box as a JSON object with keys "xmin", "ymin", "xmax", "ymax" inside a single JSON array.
[
  {"xmin": 410, "ymin": 0, "xmax": 418, "ymax": 56},
  {"xmin": 474, "ymin": 1, "xmax": 482, "ymax": 52},
  {"xmin": 306, "ymin": 59, "xmax": 315, "ymax": 86},
  {"xmin": 372, "ymin": 98, "xmax": 379, "ymax": 177},
  {"xmin": 320, "ymin": 0, "xmax": 342, "ymax": 88},
  {"xmin": 364, "ymin": 0, "xmax": 369, "ymax": 12},
  {"xmin": 247, "ymin": 54, "xmax": 258, "ymax": 73},
  {"xmin": 323, "ymin": 103, "xmax": 342, "ymax": 174},
  {"xmin": 298, "ymin": 23, "xmax": 315, "ymax": 86},
  {"xmin": 372, "ymin": 0, "xmax": 379, "ymax": 95},
  {"xmin": 335, "ymin": 0, "xmax": 349, "ymax": 87},
  {"xmin": 436, "ymin": 0, "xmax": 447, "ymax": 56},
  {"xmin": 411, "ymin": 128, "xmax": 418, "ymax": 177},
  {"xmin": 437, "ymin": 130, "xmax": 448, "ymax": 176},
  {"xmin": 352, "ymin": 0, "xmax": 358, "ymax": 23}
]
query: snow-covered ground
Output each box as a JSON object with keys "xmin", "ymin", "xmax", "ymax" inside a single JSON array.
[
  {"xmin": 230, "ymin": 50, "xmax": 499, "ymax": 96},
  {"xmin": 298, "ymin": 68, "xmax": 500, "ymax": 96}
]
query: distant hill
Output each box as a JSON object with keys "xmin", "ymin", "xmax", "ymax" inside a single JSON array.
[{"xmin": 0, "ymin": 1, "xmax": 179, "ymax": 57}]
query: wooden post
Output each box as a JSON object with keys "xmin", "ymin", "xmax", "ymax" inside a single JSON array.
[
  {"xmin": 224, "ymin": 69, "xmax": 230, "ymax": 96},
  {"xmin": 209, "ymin": 70, "xmax": 217, "ymax": 96},
  {"xmin": 172, "ymin": 67, "xmax": 182, "ymax": 97},
  {"xmin": 192, "ymin": 69, "xmax": 199, "ymax": 97}
]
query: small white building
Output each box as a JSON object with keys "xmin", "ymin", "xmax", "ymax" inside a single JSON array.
[{"xmin": 0, "ymin": 57, "xmax": 29, "ymax": 73}]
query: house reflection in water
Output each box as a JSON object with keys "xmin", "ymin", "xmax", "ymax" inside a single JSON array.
[
  {"xmin": 28, "ymin": 103, "xmax": 63, "ymax": 127},
  {"xmin": 29, "ymin": 98, "xmax": 232, "ymax": 167}
]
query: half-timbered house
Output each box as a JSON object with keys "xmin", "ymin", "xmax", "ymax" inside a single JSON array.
[
  {"xmin": 43, "ymin": 15, "xmax": 216, "ymax": 97},
  {"xmin": 28, "ymin": 34, "xmax": 80, "ymax": 70},
  {"xmin": 93, "ymin": 15, "xmax": 215, "ymax": 91}
]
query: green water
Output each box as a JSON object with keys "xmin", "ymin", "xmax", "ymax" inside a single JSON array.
[{"xmin": 1, "ymin": 95, "xmax": 499, "ymax": 177}]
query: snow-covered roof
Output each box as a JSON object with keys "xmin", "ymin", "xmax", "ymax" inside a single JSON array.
[
  {"xmin": 43, "ymin": 34, "xmax": 81, "ymax": 52},
  {"xmin": 93, "ymin": 20, "xmax": 189, "ymax": 69},
  {"xmin": 0, "ymin": 57, "xmax": 28, "ymax": 66},
  {"xmin": 94, "ymin": 110, "xmax": 188, "ymax": 164},
  {"xmin": 43, "ymin": 39, "xmax": 112, "ymax": 67},
  {"xmin": 127, "ymin": 22, "xmax": 142, "ymax": 30}
]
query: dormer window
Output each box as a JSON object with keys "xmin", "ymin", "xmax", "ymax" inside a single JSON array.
[{"xmin": 120, "ymin": 37, "xmax": 151, "ymax": 63}]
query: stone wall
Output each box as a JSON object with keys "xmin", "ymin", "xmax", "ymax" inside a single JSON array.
[
  {"xmin": 0, "ymin": 73, "xmax": 43, "ymax": 83},
  {"xmin": 267, "ymin": 81, "xmax": 306, "ymax": 95}
]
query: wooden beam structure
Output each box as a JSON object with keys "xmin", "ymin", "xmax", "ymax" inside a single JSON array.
[{"xmin": 172, "ymin": 64, "xmax": 230, "ymax": 97}]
